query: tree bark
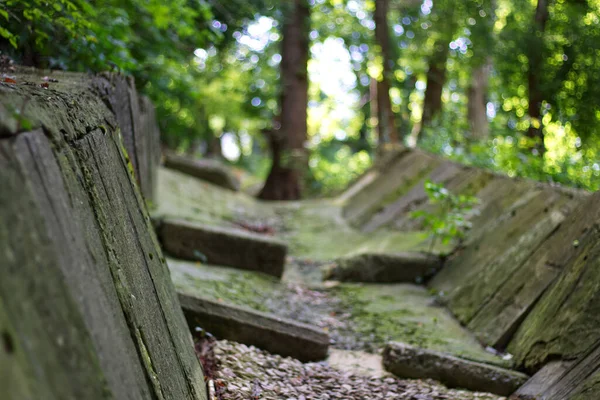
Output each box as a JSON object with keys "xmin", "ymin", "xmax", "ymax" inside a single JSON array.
[
  {"xmin": 374, "ymin": 0, "xmax": 400, "ymax": 146},
  {"xmin": 420, "ymin": 36, "xmax": 451, "ymax": 135},
  {"xmin": 527, "ymin": 0, "xmax": 550, "ymax": 153},
  {"xmin": 467, "ymin": 60, "xmax": 491, "ymax": 140},
  {"xmin": 258, "ymin": 0, "xmax": 310, "ymax": 201},
  {"xmin": 206, "ymin": 135, "xmax": 223, "ymax": 159}
]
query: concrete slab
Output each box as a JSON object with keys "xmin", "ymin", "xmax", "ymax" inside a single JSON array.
[
  {"xmin": 325, "ymin": 252, "xmax": 442, "ymax": 283},
  {"xmin": 383, "ymin": 342, "xmax": 528, "ymax": 396},
  {"xmin": 179, "ymin": 294, "xmax": 329, "ymax": 362},
  {"xmin": 164, "ymin": 153, "xmax": 240, "ymax": 191},
  {"xmin": 158, "ymin": 218, "xmax": 287, "ymax": 278}
]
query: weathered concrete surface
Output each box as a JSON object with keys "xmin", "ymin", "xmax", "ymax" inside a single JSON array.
[
  {"xmin": 154, "ymin": 167, "xmax": 275, "ymax": 227},
  {"xmin": 324, "ymin": 252, "xmax": 442, "ymax": 283},
  {"xmin": 153, "ymin": 169, "xmax": 449, "ymax": 264},
  {"xmin": 164, "ymin": 152, "xmax": 240, "ymax": 191},
  {"xmin": 383, "ymin": 342, "xmax": 528, "ymax": 396},
  {"xmin": 513, "ymin": 342, "xmax": 600, "ymax": 400},
  {"xmin": 361, "ymin": 160, "xmax": 464, "ymax": 233},
  {"xmin": 167, "ymin": 259, "xmax": 508, "ymax": 366},
  {"xmin": 464, "ymin": 187, "xmax": 588, "ymax": 349},
  {"xmin": 342, "ymin": 150, "xmax": 439, "ymax": 227},
  {"xmin": 157, "ymin": 218, "xmax": 288, "ymax": 278},
  {"xmin": 507, "ymin": 190, "xmax": 600, "ymax": 371},
  {"xmin": 393, "ymin": 167, "xmax": 494, "ymax": 232},
  {"xmin": 512, "ymin": 360, "xmax": 574, "ymax": 399},
  {"xmin": 93, "ymin": 72, "xmax": 161, "ymax": 200},
  {"xmin": 330, "ymin": 283, "xmax": 511, "ymax": 366},
  {"xmin": 179, "ymin": 294, "xmax": 330, "ymax": 362},
  {"xmin": 0, "ymin": 69, "xmax": 206, "ymax": 400},
  {"xmin": 429, "ymin": 186, "xmax": 579, "ymax": 329}
]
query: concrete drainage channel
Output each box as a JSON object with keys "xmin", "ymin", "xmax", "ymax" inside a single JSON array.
[
  {"xmin": 152, "ymin": 149, "xmax": 600, "ymax": 399},
  {"xmin": 6, "ymin": 67, "xmax": 600, "ymax": 400},
  {"xmin": 156, "ymin": 212, "xmax": 529, "ymax": 397}
]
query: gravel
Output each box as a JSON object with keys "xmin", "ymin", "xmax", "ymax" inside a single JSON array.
[{"xmin": 211, "ymin": 340, "xmax": 506, "ymax": 400}]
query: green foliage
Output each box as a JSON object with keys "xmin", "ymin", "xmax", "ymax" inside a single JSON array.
[
  {"xmin": 419, "ymin": 125, "xmax": 600, "ymax": 191},
  {"xmin": 0, "ymin": 0, "xmax": 273, "ymax": 151},
  {"xmin": 307, "ymin": 142, "xmax": 371, "ymax": 197},
  {"xmin": 411, "ymin": 180, "xmax": 479, "ymax": 249},
  {"xmin": 1, "ymin": 0, "xmax": 599, "ymax": 196}
]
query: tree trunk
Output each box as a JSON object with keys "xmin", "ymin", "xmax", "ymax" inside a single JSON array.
[
  {"xmin": 258, "ymin": 0, "xmax": 310, "ymax": 201},
  {"xmin": 374, "ymin": 0, "xmax": 400, "ymax": 146},
  {"xmin": 467, "ymin": 59, "xmax": 491, "ymax": 140},
  {"xmin": 420, "ymin": 36, "xmax": 451, "ymax": 135},
  {"xmin": 527, "ymin": 0, "xmax": 550, "ymax": 153},
  {"xmin": 206, "ymin": 135, "xmax": 223, "ymax": 159}
]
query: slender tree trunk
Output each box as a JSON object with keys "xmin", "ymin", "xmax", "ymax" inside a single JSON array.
[
  {"xmin": 206, "ymin": 135, "xmax": 222, "ymax": 159},
  {"xmin": 258, "ymin": 0, "xmax": 310, "ymax": 201},
  {"xmin": 419, "ymin": 36, "xmax": 452, "ymax": 136},
  {"xmin": 527, "ymin": 0, "xmax": 550, "ymax": 153},
  {"xmin": 374, "ymin": 0, "xmax": 399, "ymax": 146},
  {"xmin": 401, "ymin": 75, "xmax": 416, "ymax": 141},
  {"xmin": 370, "ymin": 76, "xmax": 378, "ymax": 137},
  {"xmin": 467, "ymin": 59, "xmax": 491, "ymax": 139}
]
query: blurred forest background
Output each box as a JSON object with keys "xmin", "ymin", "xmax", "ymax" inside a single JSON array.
[{"xmin": 1, "ymin": 0, "xmax": 599, "ymax": 198}]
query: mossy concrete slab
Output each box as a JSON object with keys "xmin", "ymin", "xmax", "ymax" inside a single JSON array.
[
  {"xmin": 463, "ymin": 177, "xmax": 534, "ymax": 239},
  {"xmin": 1, "ymin": 70, "xmax": 206, "ymax": 400},
  {"xmin": 164, "ymin": 152, "xmax": 240, "ymax": 191},
  {"xmin": 168, "ymin": 259, "xmax": 508, "ymax": 367},
  {"xmin": 154, "ymin": 167, "xmax": 276, "ymax": 227},
  {"xmin": 155, "ymin": 168, "xmax": 449, "ymax": 265},
  {"xmin": 329, "ymin": 283, "xmax": 511, "ymax": 367},
  {"xmin": 383, "ymin": 342, "xmax": 528, "ymax": 396},
  {"xmin": 361, "ymin": 160, "xmax": 463, "ymax": 233},
  {"xmin": 507, "ymin": 191, "xmax": 600, "ymax": 371},
  {"xmin": 429, "ymin": 187, "xmax": 574, "ymax": 328},
  {"xmin": 515, "ymin": 342, "xmax": 600, "ymax": 400},
  {"xmin": 324, "ymin": 252, "xmax": 442, "ymax": 283},
  {"xmin": 275, "ymin": 199, "xmax": 452, "ymax": 262},
  {"xmin": 168, "ymin": 258, "xmax": 333, "ymax": 323},
  {"xmin": 1, "ymin": 135, "xmax": 115, "ymax": 400},
  {"xmin": 343, "ymin": 150, "xmax": 439, "ymax": 227},
  {"xmin": 179, "ymin": 294, "xmax": 329, "ymax": 361},
  {"xmin": 158, "ymin": 218, "xmax": 287, "ymax": 278},
  {"xmin": 465, "ymin": 190, "xmax": 588, "ymax": 349}
]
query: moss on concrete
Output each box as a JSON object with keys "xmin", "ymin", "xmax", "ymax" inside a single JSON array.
[
  {"xmin": 156, "ymin": 169, "xmax": 450, "ymax": 264},
  {"xmin": 169, "ymin": 259, "xmax": 510, "ymax": 368},
  {"xmin": 155, "ymin": 168, "xmax": 274, "ymax": 227},
  {"xmin": 508, "ymin": 216, "xmax": 600, "ymax": 370},
  {"xmin": 1, "ymin": 69, "xmax": 206, "ymax": 400},
  {"xmin": 168, "ymin": 258, "xmax": 285, "ymax": 313},
  {"xmin": 275, "ymin": 200, "xmax": 451, "ymax": 261},
  {"xmin": 571, "ymin": 371, "xmax": 600, "ymax": 400},
  {"xmin": 330, "ymin": 283, "xmax": 511, "ymax": 368}
]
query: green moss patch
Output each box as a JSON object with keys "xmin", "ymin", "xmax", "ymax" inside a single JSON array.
[
  {"xmin": 329, "ymin": 283, "xmax": 511, "ymax": 368},
  {"xmin": 275, "ymin": 200, "xmax": 451, "ymax": 261}
]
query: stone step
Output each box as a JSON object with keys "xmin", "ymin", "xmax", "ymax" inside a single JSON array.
[
  {"xmin": 324, "ymin": 252, "xmax": 443, "ymax": 283},
  {"xmin": 383, "ymin": 342, "xmax": 528, "ymax": 396},
  {"xmin": 179, "ymin": 294, "xmax": 329, "ymax": 362},
  {"xmin": 157, "ymin": 218, "xmax": 287, "ymax": 278},
  {"xmin": 163, "ymin": 153, "xmax": 240, "ymax": 191}
]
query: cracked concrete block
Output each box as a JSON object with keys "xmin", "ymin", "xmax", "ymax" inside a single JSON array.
[
  {"xmin": 324, "ymin": 252, "xmax": 443, "ymax": 283},
  {"xmin": 383, "ymin": 342, "xmax": 528, "ymax": 396},
  {"xmin": 164, "ymin": 153, "xmax": 240, "ymax": 191},
  {"xmin": 157, "ymin": 218, "xmax": 288, "ymax": 278},
  {"xmin": 179, "ymin": 293, "xmax": 329, "ymax": 362}
]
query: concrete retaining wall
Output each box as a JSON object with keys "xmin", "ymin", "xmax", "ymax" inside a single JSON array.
[{"xmin": 0, "ymin": 67, "xmax": 206, "ymax": 400}]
